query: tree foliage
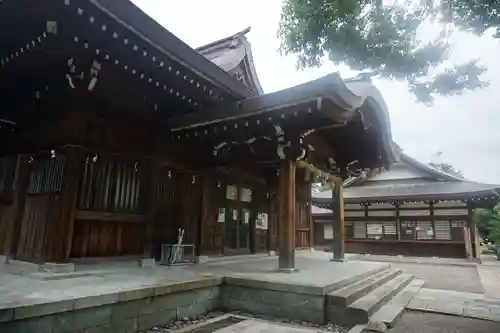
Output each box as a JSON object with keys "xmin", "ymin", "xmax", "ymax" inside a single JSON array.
[
  {"xmin": 278, "ymin": 0, "xmax": 499, "ymax": 103},
  {"xmin": 474, "ymin": 207, "xmax": 500, "ymax": 244},
  {"xmin": 429, "ymin": 161, "xmax": 465, "ymax": 179}
]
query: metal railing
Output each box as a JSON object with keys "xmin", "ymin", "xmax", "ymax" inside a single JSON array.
[{"xmin": 160, "ymin": 244, "xmax": 196, "ymax": 265}]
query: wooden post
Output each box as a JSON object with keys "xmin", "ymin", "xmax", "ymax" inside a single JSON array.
[
  {"xmin": 278, "ymin": 160, "xmax": 297, "ymax": 271},
  {"xmin": 468, "ymin": 206, "xmax": 479, "ymax": 259},
  {"xmin": 395, "ymin": 202, "xmax": 401, "ymax": 241},
  {"xmin": 5, "ymin": 155, "xmax": 29, "ymax": 259},
  {"xmin": 331, "ymin": 177, "xmax": 346, "ymax": 261},
  {"xmin": 61, "ymin": 148, "xmax": 85, "ymax": 262},
  {"xmin": 197, "ymin": 175, "xmax": 211, "ymax": 257},
  {"xmin": 430, "ymin": 201, "xmax": 435, "ymax": 240},
  {"xmin": 307, "ymin": 182, "xmax": 314, "ymax": 250},
  {"xmin": 144, "ymin": 159, "xmax": 159, "ymax": 258}
]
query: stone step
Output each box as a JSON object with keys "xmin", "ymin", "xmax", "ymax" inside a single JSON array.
[
  {"xmin": 324, "ymin": 264, "xmax": 391, "ymax": 294},
  {"xmin": 347, "ymin": 273, "xmax": 415, "ymax": 324},
  {"xmin": 369, "ymin": 278, "xmax": 425, "ymax": 328},
  {"xmin": 328, "ymin": 268, "xmax": 402, "ymax": 307}
]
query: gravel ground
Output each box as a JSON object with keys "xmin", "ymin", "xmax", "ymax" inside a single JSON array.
[
  {"xmin": 389, "ymin": 263, "xmax": 483, "ymax": 293},
  {"xmin": 142, "ymin": 311, "xmax": 349, "ymax": 333},
  {"xmin": 389, "ymin": 311, "xmax": 500, "ymax": 333}
]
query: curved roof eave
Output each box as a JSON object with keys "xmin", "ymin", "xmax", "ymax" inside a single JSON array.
[
  {"xmin": 400, "ymin": 153, "xmax": 464, "ymax": 182},
  {"xmin": 325, "ymin": 76, "xmax": 399, "ymax": 168},
  {"xmin": 89, "ymin": 0, "xmax": 256, "ymax": 99},
  {"xmin": 241, "ymin": 39, "xmax": 264, "ymax": 94}
]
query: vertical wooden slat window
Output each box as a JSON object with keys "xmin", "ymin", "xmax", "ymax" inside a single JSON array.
[
  {"xmin": 383, "ymin": 221, "xmax": 397, "ymax": 240},
  {"xmin": 27, "ymin": 155, "xmax": 65, "ymax": 194},
  {"xmin": 434, "ymin": 220, "xmax": 452, "ymax": 240},
  {"xmin": 354, "ymin": 222, "xmax": 367, "ymax": 239},
  {"xmin": 78, "ymin": 156, "xmax": 143, "ymax": 213}
]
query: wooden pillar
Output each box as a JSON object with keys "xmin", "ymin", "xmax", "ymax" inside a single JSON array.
[
  {"xmin": 197, "ymin": 175, "xmax": 211, "ymax": 257},
  {"xmin": 395, "ymin": 202, "xmax": 401, "ymax": 241},
  {"xmin": 331, "ymin": 178, "xmax": 345, "ymax": 261},
  {"xmin": 430, "ymin": 201, "xmax": 435, "ymax": 240},
  {"xmin": 468, "ymin": 206, "xmax": 479, "ymax": 259},
  {"xmin": 5, "ymin": 155, "xmax": 29, "ymax": 259},
  {"xmin": 278, "ymin": 160, "xmax": 296, "ymax": 271},
  {"xmin": 43, "ymin": 148, "xmax": 84, "ymax": 262},
  {"xmin": 307, "ymin": 182, "xmax": 314, "ymax": 249},
  {"xmin": 144, "ymin": 159, "xmax": 159, "ymax": 258}
]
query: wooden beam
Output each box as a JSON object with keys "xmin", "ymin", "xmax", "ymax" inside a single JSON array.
[
  {"xmin": 331, "ymin": 178, "xmax": 346, "ymax": 261},
  {"xmin": 296, "ymin": 160, "xmax": 340, "ymax": 182},
  {"xmin": 278, "ymin": 160, "xmax": 297, "ymax": 271},
  {"xmin": 304, "ymin": 132, "xmax": 336, "ymax": 158}
]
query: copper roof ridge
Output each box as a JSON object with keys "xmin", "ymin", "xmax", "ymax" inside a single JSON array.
[{"xmin": 195, "ymin": 27, "xmax": 252, "ymax": 51}]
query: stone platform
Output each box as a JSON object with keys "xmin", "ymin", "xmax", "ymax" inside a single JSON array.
[{"xmin": 0, "ymin": 252, "xmax": 399, "ymax": 333}]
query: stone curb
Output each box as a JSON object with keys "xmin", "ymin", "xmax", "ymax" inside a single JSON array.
[{"xmin": 0, "ymin": 277, "xmax": 222, "ymax": 323}]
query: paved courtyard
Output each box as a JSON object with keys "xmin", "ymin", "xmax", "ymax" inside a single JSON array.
[
  {"xmin": 388, "ymin": 311, "xmax": 500, "ymax": 333},
  {"xmin": 388, "ymin": 262, "xmax": 483, "ymax": 293},
  {"xmin": 4, "ymin": 252, "xmax": 500, "ymax": 332}
]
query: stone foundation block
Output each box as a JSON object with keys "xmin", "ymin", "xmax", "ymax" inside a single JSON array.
[
  {"xmin": 0, "ymin": 255, "xmax": 7, "ymax": 264},
  {"xmin": 0, "ymin": 316, "xmax": 52, "ymax": 333},
  {"xmin": 40, "ymin": 262, "xmax": 75, "ymax": 273},
  {"xmin": 138, "ymin": 258, "xmax": 156, "ymax": 268},
  {"xmin": 196, "ymin": 256, "xmax": 209, "ymax": 264},
  {"xmin": 7, "ymin": 259, "xmax": 40, "ymax": 274},
  {"xmin": 221, "ymin": 285, "xmax": 324, "ymax": 324}
]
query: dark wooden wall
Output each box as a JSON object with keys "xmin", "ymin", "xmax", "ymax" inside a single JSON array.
[{"xmin": 0, "ymin": 104, "xmax": 314, "ymax": 263}]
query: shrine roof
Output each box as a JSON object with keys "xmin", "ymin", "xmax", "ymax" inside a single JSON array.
[
  {"xmin": 312, "ymin": 150, "xmax": 500, "ymax": 205},
  {"xmin": 90, "ymin": 0, "xmax": 257, "ymax": 99},
  {"xmin": 0, "ymin": 0, "xmax": 259, "ymax": 126},
  {"xmin": 196, "ymin": 27, "xmax": 263, "ymax": 94},
  {"xmin": 167, "ymin": 73, "xmax": 397, "ymax": 171},
  {"xmin": 313, "ymin": 180, "xmax": 500, "ymax": 204}
]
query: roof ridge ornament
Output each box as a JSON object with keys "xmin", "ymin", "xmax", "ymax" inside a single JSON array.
[{"xmin": 46, "ymin": 21, "xmax": 58, "ymax": 35}]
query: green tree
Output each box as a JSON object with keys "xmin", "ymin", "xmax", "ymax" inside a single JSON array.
[
  {"xmin": 278, "ymin": 0, "xmax": 498, "ymax": 103},
  {"xmin": 429, "ymin": 162, "xmax": 465, "ymax": 179},
  {"xmin": 474, "ymin": 207, "xmax": 500, "ymax": 244}
]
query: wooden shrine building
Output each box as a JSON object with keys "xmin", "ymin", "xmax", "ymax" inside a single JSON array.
[
  {"xmin": 312, "ymin": 150, "xmax": 500, "ymax": 259},
  {"xmin": 0, "ymin": 0, "xmax": 396, "ymax": 270}
]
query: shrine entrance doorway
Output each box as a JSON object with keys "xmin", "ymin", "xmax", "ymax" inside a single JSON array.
[{"xmin": 223, "ymin": 185, "xmax": 253, "ymax": 255}]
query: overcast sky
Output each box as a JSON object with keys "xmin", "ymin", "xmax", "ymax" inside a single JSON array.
[{"xmin": 133, "ymin": 0, "xmax": 500, "ymax": 184}]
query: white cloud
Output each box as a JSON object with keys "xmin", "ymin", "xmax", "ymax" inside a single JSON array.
[{"xmin": 133, "ymin": 0, "xmax": 500, "ymax": 184}]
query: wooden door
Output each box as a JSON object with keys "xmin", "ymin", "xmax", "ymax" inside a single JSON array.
[
  {"xmin": 151, "ymin": 168, "xmax": 180, "ymax": 260},
  {"xmin": 201, "ymin": 180, "xmax": 224, "ymax": 255}
]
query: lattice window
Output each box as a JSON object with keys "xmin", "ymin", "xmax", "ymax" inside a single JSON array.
[
  {"xmin": 434, "ymin": 220, "xmax": 452, "ymax": 240},
  {"xmin": 78, "ymin": 156, "xmax": 144, "ymax": 213},
  {"xmin": 27, "ymin": 155, "xmax": 65, "ymax": 194},
  {"xmin": 354, "ymin": 222, "xmax": 367, "ymax": 239},
  {"xmin": 383, "ymin": 221, "xmax": 398, "ymax": 240}
]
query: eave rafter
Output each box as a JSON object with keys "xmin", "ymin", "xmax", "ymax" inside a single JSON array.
[
  {"xmin": 2, "ymin": 0, "xmax": 250, "ymax": 122},
  {"xmin": 62, "ymin": 0, "xmax": 225, "ymax": 113}
]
